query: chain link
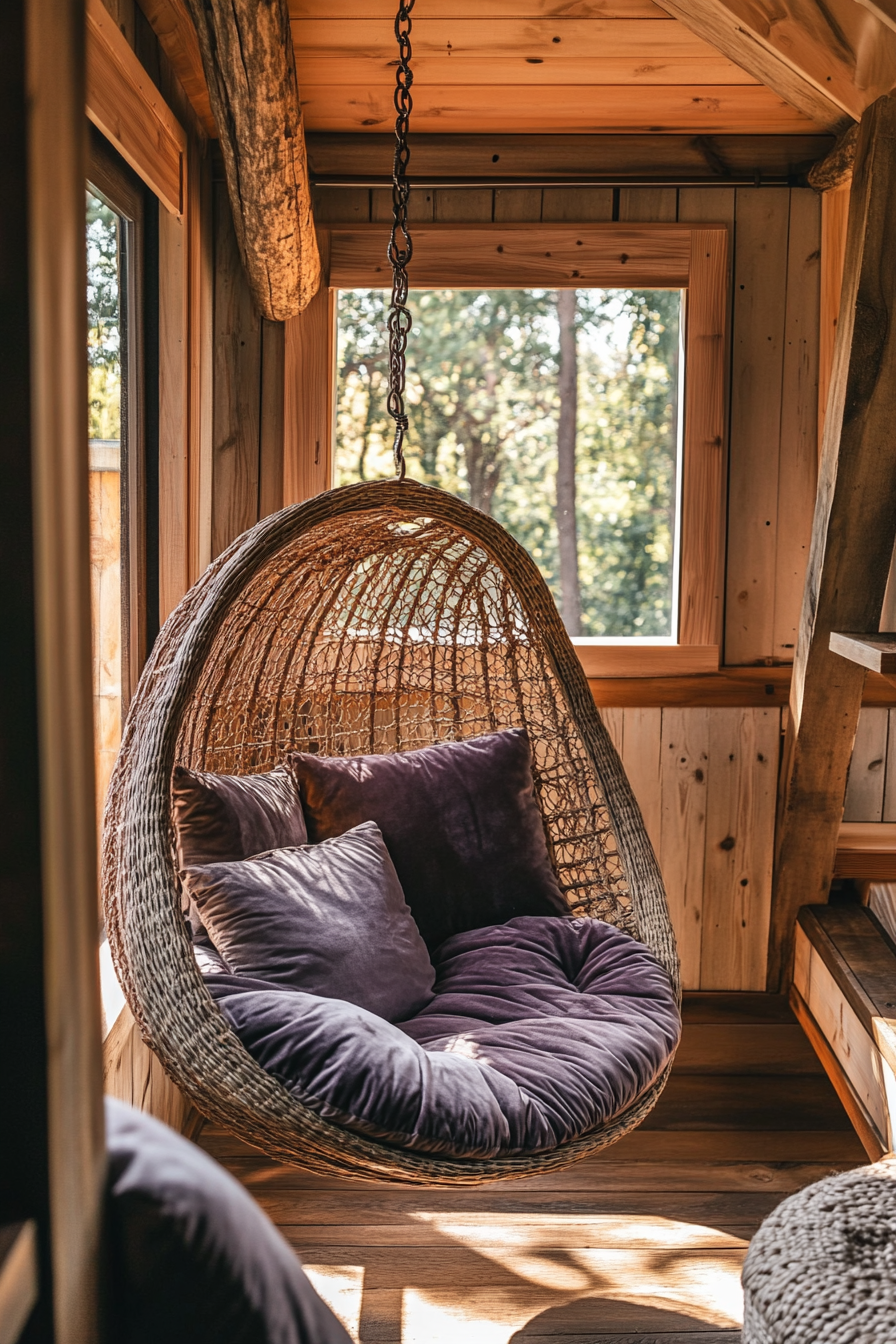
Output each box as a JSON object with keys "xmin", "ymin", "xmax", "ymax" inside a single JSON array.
[{"xmin": 387, "ymin": 0, "xmax": 414, "ymax": 480}]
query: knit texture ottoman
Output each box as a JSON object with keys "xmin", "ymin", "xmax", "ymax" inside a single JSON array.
[{"xmin": 742, "ymin": 1160, "xmax": 896, "ymax": 1343}]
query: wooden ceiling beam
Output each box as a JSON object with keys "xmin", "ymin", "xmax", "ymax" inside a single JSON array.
[
  {"xmin": 183, "ymin": 0, "xmax": 320, "ymax": 320},
  {"xmin": 651, "ymin": 0, "xmax": 896, "ymax": 132},
  {"xmin": 299, "ymin": 83, "xmax": 816, "ymax": 136},
  {"xmin": 306, "ymin": 132, "xmax": 833, "ymax": 184},
  {"xmin": 767, "ymin": 90, "xmax": 896, "ymax": 989},
  {"xmin": 139, "ymin": 0, "xmax": 216, "ymax": 139}
]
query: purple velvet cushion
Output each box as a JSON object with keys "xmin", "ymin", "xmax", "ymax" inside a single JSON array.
[
  {"xmin": 172, "ymin": 764, "xmax": 307, "ymax": 868},
  {"xmin": 104, "ymin": 1098, "xmax": 351, "ymax": 1344},
  {"xmin": 287, "ymin": 729, "xmax": 569, "ymax": 950},
  {"xmin": 205, "ymin": 916, "xmax": 681, "ymax": 1157},
  {"xmin": 182, "ymin": 821, "xmax": 435, "ymax": 1023}
]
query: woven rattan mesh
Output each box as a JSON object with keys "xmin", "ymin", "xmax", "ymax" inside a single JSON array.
[
  {"xmin": 178, "ymin": 510, "xmax": 632, "ymax": 930},
  {"xmin": 104, "ymin": 481, "xmax": 678, "ymax": 1184}
]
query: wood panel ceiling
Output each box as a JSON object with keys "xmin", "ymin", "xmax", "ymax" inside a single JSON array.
[{"xmin": 289, "ymin": 0, "xmax": 821, "ymax": 135}]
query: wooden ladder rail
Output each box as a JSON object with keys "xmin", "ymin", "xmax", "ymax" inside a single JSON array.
[{"xmin": 767, "ymin": 90, "xmax": 896, "ymax": 990}]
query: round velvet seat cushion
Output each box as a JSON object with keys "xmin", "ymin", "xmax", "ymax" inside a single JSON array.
[
  {"xmin": 203, "ymin": 915, "xmax": 681, "ymax": 1159},
  {"xmin": 742, "ymin": 1160, "xmax": 896, "ymax": 1344}
]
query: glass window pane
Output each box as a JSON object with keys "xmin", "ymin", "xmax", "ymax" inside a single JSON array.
[
  {"xmin": 86, "ymin": 190, "xmax": 123, "ymax": 829},
  {"xmin": 334, "ymin": 287, "xmax": 683, "ymax": 640}
]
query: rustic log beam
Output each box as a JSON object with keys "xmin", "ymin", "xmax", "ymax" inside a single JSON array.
[
  {"xmin": 651, "ymin": 0, "xmax": 896, "ymax": 132},
  {"xmin": 808, "ymin": 124, "xmax": 859, "ymax": 192},
  {"xmin": 767, "ymin": 91, "xmax": 896, "ymax": 989},
  {"xmin": 184, "ymin": 0, "xmax": 319, "ymax": 320}
]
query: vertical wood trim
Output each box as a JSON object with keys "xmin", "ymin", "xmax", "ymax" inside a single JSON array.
[
  {"xmin": 618, "ymin": 187, "xmax": 678, "ymax": 221},
  {"xmin": 772, "ymin": 189, "xmax": 820, "ymax": 662},
  {"xmin": 724, "ymin": 189, "xmax": 791, "ymax": 664},
  {"xmin": 26, "ymin": 0, "xmax": 104, "ymax": 1335},
  {"xmin": 700, "ymin": 708, "xmax": 779, "ymax": 990},
  {"xmin": 284, "ymin": 231, "xmax": 335, "ymax": 503},
  {"xmin": 433, "ymin": 189, "xmax": 494, "ymax": 223},
  {"xmin": 843, "ymin": 708, "xmax": 889, "ymax": 821},
  {"xmin": 620, "ymin": 707, "xmax": 663, "ymax": 858},
  {"xmin": 373, "ymin": 186, "xmax": 434, "ymax": 223},
  {"xmin": 210, "ymin": 179, "xmax": 262, "ymax": 557},
  {"xmin": 818, "ymin": 185, "xmax": 850, "ymax": 460},
  {"xmin": 259, "ymin": 320, "xmax": 286, "ymax": 519},
  {"xmin": 493, "ymin": 188, "xmax": 542, "ymax": 223},
  {"xmin": 599, "ymin": 707, "xmax": 625, "ymax": 757},
  {"xmin": 884, "ymin": 711, "xmax": 896, "ymax": 824},
  {"xmin": 676, "ymin": 187, "xmax": 736, "ymax": 227},
  {"xmin": 190, "ymin": 142, "xmax": 214, "ymax": 580},
  {"xmin": 540, "ymin": 188, "xmax": 614, "ymax": 222},
  {"xmin": 679, "ymin": 226, "xmax": 728, "ymax": 649},
  {"xmin": 158, "ymin": 205, "xmax": 191, "ymax": 620},
  {"xmin": 659, "ymin": 708, "xmax": 709, "ymax": 989},
  {"xmin": 314, "ymin": 185, "xmax": 369, "ymax": 224}
]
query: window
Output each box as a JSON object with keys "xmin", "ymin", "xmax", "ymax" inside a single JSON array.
[
  {"xmin": 86, "ymin": 133, "xmax": 150, "ymax": 836},
  {"xmin": 317, "ymin": 221, "xmax": 729, "ymax": 675},
  {"xmin": 87, "ymin": 188, "xmax": 124, "ymax": 822},
  {"xmin": 335, "ymin": 286, "xmax": 683, "ymax": 642}
]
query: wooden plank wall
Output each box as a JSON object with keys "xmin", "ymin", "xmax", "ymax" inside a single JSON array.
[
  {"xmin": 602, "ymin": 708, "xmax": 781, "ymax": 990},
  {"xmin": 210, "ymin": 174, "xmax": 286, "ymax": 557},
  {"xmin": 306, "ymin": 182, "xmax": 819, "ymax": 990},
  {"xmin": 843, "ymin": 708, "xmax": 896, "ymax": 823}
]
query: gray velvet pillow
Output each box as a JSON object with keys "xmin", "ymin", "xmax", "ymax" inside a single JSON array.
[
  {"xmin": 181, "ymin": 822, "xmax": 435, "ymax": 1023},
  {"xmin": 172, "ymin": 764, "xmax": 307, "ymax": 868}
]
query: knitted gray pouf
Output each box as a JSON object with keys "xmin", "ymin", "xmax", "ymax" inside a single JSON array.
[{"xmin": 742, "ymin": 1160, "xmax": 896, "ymax": 1344}]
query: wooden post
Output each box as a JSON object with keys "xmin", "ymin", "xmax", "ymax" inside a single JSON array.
[
  {"xmin": 768, "ymin": 91, "xmax": 896, "ymax": 989},
  {"xmin": 1, "ymin": 0, "xmax": 105, "ymax": 1338}
]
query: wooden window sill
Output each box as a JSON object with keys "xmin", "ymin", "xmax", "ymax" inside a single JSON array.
[
  {"xmin": 835, "ymin": 822, "xmax": 896, "ymax": 879},
  {"xmin": 574, "ymin": 643, "xmax": 718, "ymax": 678}
]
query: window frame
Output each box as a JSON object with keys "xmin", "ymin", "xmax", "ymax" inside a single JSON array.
[{"xmin": 291, "ymin": 222, "xmax": 729, "ymax": 676}]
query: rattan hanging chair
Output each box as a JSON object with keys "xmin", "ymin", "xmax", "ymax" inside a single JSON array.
[{"xmin": 103, "ymin": 478, "xmax": 680, "ymax": 1185}]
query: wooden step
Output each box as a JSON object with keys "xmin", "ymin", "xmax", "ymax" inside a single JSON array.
[{"xmin": 792, "ymin": 903, "xmax": 896, "ymax": 1159}]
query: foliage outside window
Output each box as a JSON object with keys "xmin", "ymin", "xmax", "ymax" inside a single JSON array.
[
  {"xmin": 87, "ymin": 190, "xmax": 123, "ymax": 833},
  {"xmin": 335, "ymin": 288, "xmax": 682, "ymax": 639}
]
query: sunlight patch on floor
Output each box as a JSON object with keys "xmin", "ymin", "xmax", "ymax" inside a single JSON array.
[
  {"xmin": 300, "ymin": 1214, "xmax": 746, "ymax": 1342},
  {"xmin": 302, "ymin": 1265, "xmax": 364, "ymax": 1340}
]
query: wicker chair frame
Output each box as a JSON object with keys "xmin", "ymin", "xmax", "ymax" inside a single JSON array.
[{"xmin": 104, "ymin": 480, "xmax": 680, "ymax": 1185}]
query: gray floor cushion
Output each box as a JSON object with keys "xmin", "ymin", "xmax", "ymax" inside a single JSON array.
[{"xmin": 742, "ymin": 1160, "xmax": 896, "ymax": 1344}]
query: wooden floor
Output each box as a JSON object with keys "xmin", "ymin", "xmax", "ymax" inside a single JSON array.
[{"xmin": 198, "ymin": 994, "xmax": 866, "ymax": 1343}]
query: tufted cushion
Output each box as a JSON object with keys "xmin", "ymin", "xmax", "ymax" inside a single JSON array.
[
  {"xmin": 104, "ymin": 1098, "xmax": 352, "ymax": 1344},
  {"xmin": 182, "ymin": 822, "xmax": 435, "ymax": 1023},
  {"xmin": 205, "ymin": 915, "xmax": 681, "ymax": 1158},
  {"xmin": 287, "ymin": 729, "xmax": 569, "ymax": 951},
  {"xmin": 742, "ymin": 1161, "xmax": 896, "ymax": 1344}
]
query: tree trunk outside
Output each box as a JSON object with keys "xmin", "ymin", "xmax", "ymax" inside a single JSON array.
[{"xmin": 556, "ymin": 289, "xmax": 581, "ymax": 636}]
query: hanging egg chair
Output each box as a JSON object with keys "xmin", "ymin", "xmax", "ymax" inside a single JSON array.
[{"xmin": 102, "ymin": 0, "xmax": 680, "ymax": 1185}]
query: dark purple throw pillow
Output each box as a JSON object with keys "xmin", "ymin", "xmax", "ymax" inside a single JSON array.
[
  {"xmin": 105, "ymin": 1098, "xmax": 351, "ymax": 1344},
  {"xmin": 181, "ymin": 822, "xmax": 435, "ymax": 1023},
  {"xmin": 287, "ymin": 728, "xmax": 569, "ymax": 951},
  {"xmin": 172, "ymin": 764, "xmax": 307, "ymax": 869}
]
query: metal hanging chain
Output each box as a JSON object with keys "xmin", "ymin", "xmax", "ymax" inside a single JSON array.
[{"xmin": 387, "ymin": 0, "xmax": 414, "ymax": 480}]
